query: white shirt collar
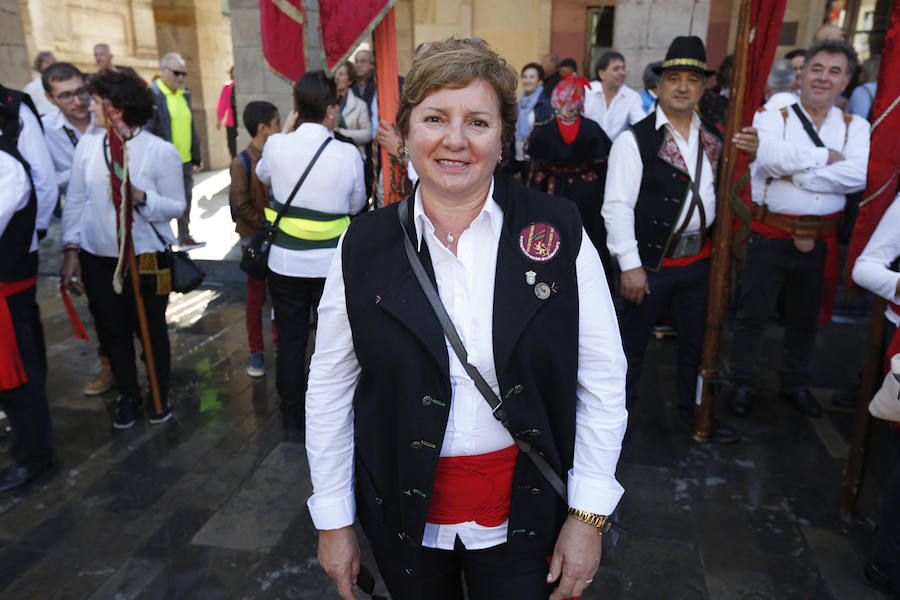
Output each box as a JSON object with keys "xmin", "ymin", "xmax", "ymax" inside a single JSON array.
[
  {"xmin": 45, "ymin": 109, "xmax": 96, "ymax": 134},
  {"xmin": 654, "ymin": 104, "xmax": 700, "ymax": 140},
  {"xmin": 412, "ymin": 178, "xmax": 501, "ymax": 251}
]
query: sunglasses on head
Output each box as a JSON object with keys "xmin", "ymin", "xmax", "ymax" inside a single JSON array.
[{"xmin": 357, "ymin": 564, "xmax": 388, "ymax": 600}]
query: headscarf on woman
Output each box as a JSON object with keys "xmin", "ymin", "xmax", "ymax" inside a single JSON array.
[
  {"xmin": 550, "ymin": 73, "xmax": 591, "ymax": 144},
  {"xmin": 515, "ymin": 88, "xmax": 542, "ymax": 142}
]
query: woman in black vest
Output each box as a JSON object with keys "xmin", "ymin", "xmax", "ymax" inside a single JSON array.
[{"xmin": 305, "ymin": 38, "xmax": 627, "ymax": 600}]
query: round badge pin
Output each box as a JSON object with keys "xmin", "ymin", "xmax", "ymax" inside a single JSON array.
[
  {"xmin": 519, "ymin": 223, "xmax": 561, "ymax": 262},
  {"xmin": 534, "ymin": 282, "xmax": 551, "ymax": 300}
]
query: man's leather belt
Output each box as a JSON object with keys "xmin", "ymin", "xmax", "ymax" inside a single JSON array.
[{"xmin": 751, "ymin": 204, "xmax": 840, "ymax": 239}]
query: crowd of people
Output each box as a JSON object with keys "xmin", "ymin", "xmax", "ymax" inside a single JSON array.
[{"xmin": 1, "ymin": 23, "xmax": 898, "ymax": 600}]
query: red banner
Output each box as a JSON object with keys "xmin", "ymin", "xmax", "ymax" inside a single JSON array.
[
  {"xmin": 319, "ymin": 0, "xmax": 395, "ymax": 74},
  {"xmin": 260, "ymin": 0, "xmax": 306, "ymax": 82},
  {"xmin": 730, "ymin": 0, "xmax": 788, "ymax": 262},
  {"xmin": 845, "ymin": 1, "xmax": 900, "ymax": 289}
]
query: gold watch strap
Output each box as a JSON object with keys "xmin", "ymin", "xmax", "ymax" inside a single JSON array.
[{"xmin": 568, "ymin": 507, "xmax": 613, "ymax": 534}]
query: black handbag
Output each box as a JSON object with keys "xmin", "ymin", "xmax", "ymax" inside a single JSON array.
[
  {"xmin": 144, "ymin": 215, "xmax": 205, "ymax": 293},
  {"xmin": 240, "ymin": 137, "xmax": 332, "ymax": 280}
]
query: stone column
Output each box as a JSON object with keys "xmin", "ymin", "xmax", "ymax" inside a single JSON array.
[{"xmin": 0, "ymin": 0, "xmax": 30, "ymax": 88}]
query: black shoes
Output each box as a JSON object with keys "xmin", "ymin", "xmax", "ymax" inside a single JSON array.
[
  {"xmin": 113, "ymin": 395, "xmax": 142, "ymax": 429},
  {"xmin": 148, "ymin": 396, "xmax": 173, "ymax": 424},
  {"xmin": 728, "ymin": 386, "xmax": 754, "ymax": 416},
  {"xmin": 0, "ymin": 461, "xmax": 54, "ymax": 493},
  {"xmin": 781, "ymin": 388, "xmax": 822, "ymax": 418},
  {"xmin": 863, "ymin": 560, "xmax": 895, "ymax": 595}
]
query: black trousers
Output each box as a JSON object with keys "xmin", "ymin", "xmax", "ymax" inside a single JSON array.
[
  {"xmin": 376, "ymin": 540, "xmax": 553, "ymax": 600},
  {"xmin": 226, "ymin": 125, "xmax": 237, "ymax": 160},
  {"xmin": 873, "ymin": 428, "xmax": 900, "ymax": 591},
  {"xmin": 0, "ymin": 285, "xmax": 53, "ymax": 468},
  {"xmin": 729, "ymin": 233, "xmax": 826, "ymax": 391},
  {"xmin": 80, "ymin": 251, "xmax": 170, "ymax": 400},
  {"xmin": 266, "ymin": 270, "xmax": 324, "ymax": 417},
  {"xmin": 618, "ymin": 258, "xmax": 709, "ymax": 421}
]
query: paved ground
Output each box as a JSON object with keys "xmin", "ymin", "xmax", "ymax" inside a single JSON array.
[{"xmin": 0, "ymin": 171, "xmax": 893, "ymax": 599}]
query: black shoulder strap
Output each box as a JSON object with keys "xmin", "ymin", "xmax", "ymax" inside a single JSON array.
[
  {"xmin": 269, "ymin": 137, "xmax": 331, "ymax": 232},
  {"xmin": 395, "ymin": 198, "xmax": 567, "ymax": 500},
  {"xmin": 790, "ymin": 103, "xmax": 825, "ymax": 147}
]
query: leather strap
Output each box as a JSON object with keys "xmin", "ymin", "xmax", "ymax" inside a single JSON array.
[
  {"xmin": 395, "ymin": 198, "xmax": 567, "ymax": 500},
  {"xmin": 269, "ymin": 137, "xmax": 332, "ymax": 233},
  {"xmin": 790, "ymin": 103, "xmax": 826, "ymax": 147},
  {"xmin": 668, "ymin": 135, "xmax": 708, "ymax": 255},
  {"xmin": 751, "ymin": 204, "xmax": 841, "ymax": 237}
]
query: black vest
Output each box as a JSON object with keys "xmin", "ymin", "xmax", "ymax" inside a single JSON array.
[
  {"xmin": 342, "ymin": 172, "xmax": 582, "ymax": 573},
  {"xmin": 629, "ymin": 112, "xmax": 722, "ymax": 271},
  {"xmin": 0, "ymin": 86, "xmax": 39, "ymax": 282}
]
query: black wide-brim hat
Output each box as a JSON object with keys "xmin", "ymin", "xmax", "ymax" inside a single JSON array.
[{"xmin": 652, "ymin": 35, "xmax": 717, "ymax": 77}]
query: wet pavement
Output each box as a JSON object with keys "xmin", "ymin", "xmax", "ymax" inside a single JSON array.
[{"xmin": 0, "ymin": 173, "xmax": 893, "ymax": 599}]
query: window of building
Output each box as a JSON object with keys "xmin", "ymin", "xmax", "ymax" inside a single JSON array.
[{"xmin": 585, "ymin": 5, "xmax": 615, "ymax": 78}]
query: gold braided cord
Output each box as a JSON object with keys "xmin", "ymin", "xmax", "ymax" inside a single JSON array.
[{"xmin": 660, "ymin": 58, "xmax": 709, "ymax": 70}]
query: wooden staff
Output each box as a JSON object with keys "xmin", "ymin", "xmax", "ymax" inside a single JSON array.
[
  {"xmin": 374, "ymin": 6, "xmax": 402, "ymax": 205},
  {"xmin": 126, "ymin": 236, "xmax": 163, "ymax": 415},
  {"xmin": 693, "ymin": 0, "xmax": 753, "ymax": 441},
  {"xmin": 841, "ymin": 297, "xmax": 888, "ymax": 514}
]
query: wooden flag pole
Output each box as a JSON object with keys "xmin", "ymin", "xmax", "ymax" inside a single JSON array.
[
  {"xmin": 693, "ymin": 0, "xmax": 753, "ymax": 441},
  {"xmin": 373, "ymin": 6, "xmax": 402, "ymax": 205},
  {"xmin": 841, "ymin": 297, "xmax": 888, "ymax": 514},
  {"xmin": 126, "ymin": 238, "xmax": 163, "ymax": 415}
]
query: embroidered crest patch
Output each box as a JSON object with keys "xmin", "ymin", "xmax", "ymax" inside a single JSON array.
[{"xmin": 519, "ymin": 223, "xmax": 561, "ymax": 262}]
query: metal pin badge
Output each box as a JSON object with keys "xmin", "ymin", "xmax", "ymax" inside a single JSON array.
[
  {"xmin": 534, "ymin": 282, "xmax": 551, "ymax": 300},
  {"xmin": 525, "ymin": 271, "xmax": 536, "ymax": 286}
]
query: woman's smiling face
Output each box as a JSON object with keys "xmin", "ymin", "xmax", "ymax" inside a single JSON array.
[{"xmin": 405, "ymin": 79, "xmax": 503, "ymax": 203}]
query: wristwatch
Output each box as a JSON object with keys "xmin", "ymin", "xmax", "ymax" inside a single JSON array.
[{"xmin": 568, "ymin": 507, "xmax": 613, "ymax": 534}]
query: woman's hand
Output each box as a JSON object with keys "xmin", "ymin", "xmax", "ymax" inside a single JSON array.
[
  {"xmin": 317, "ymin": 526, "xmax": 361, "ymax": 600},
  {"xmin": 60, "ymin": 249, "xmax": 84, "ymax": 295},
  {"xmin": 282, "ymin": 110, "xmax": 300, "ymax": 134},
  {"xmin": 731, "ymin": 126, "xmax": 759, "ymax": 161},
  {"xmin": 376, "ymin": 119, "xmax": 403, "ymax": 159},
  {"xmin": 547, "ymin": 517, "xmax": 602, "ymax": 600}
]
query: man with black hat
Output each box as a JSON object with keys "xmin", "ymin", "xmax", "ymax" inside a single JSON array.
[
  {"xmin": 602, "ymin": 36, "xmax": 758, "ymax": 443},
  {"xmin": 727, "ymin": 39, "xmax": 869, "ymax": 418}
]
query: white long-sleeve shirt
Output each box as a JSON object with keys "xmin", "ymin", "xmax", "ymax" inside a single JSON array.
[
  {"xmin": 42, "ymin": 110, "xmax": 97, "ymax": 194},
  {"xmin": 62, "ymin": 129, "xmax": 185, "ymax": 256},
  {"xmin": 602, "ymin": 106, "xmax": 717, "ymax": 272},
  {"xmin": 16, "ymin": 102, "xmax": 57, "ymax": 232},
  {"xmin": 23, "ymin": 76, "xmax": 57, "ymax": 117},
  {"xmin": 255, "ymin": 123, "xmax": 366, "ymax": 278},
  {"xmin": 0, "ymin": 152, "xmax": 32, "ymax": 245},
  {"xmin": 852, "ymin": 194, "xmax": 900, "ymax": 325},
  {"xmin": 583, "ymin": 83, "xmax": 646, "ymax": 141},
  {"xmin": 305, "ymin": 180, "xmax": 628, "ymax": 550},
  {"xmin": 751, "ymin": 102, "xmax": 869, "ymax": 214}
]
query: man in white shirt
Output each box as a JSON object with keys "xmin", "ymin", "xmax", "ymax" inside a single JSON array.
[
  {"xmin": 0, "ymin": 95, "xmax": 55, "ymax": 493},
  {"xmin": 602, "ymin": 36, "xmax": 757, "ymax": 444},
  {"xmin": 23, "ymin": 51, "xmax": 57, "ymax": 117},
  {"xmin": 583, "ymin": 51, "xmax": 646, "ymax": 141},
  {"xmin": 41, "ymin": 63, "xmax": 95, "ymax": 195},
  {"xmin": 728, "ymin": 40, "xmax": 869, "ymax": 418}
]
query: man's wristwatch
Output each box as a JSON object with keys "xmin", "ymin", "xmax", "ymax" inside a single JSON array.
[{"xmin": 568, "ymin": 507, "xmax": 613, "ymax": 535}]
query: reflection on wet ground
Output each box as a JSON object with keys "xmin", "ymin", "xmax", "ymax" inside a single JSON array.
[{"xmin": 0, "ymin": 225, "xmax": 891, "ymax": 599}]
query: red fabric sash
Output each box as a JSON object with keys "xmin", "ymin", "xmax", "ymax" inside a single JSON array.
[
  {"xmin": 60, "ymin": 285, "xmax": 89, "ymax": 341},
  {"xmin": 0, "ymin": 277, "xmax": 36, "ymax": 391},
  {"xmin": 750, "ymin": 212, "xmax": 841, "ymax": 324},
  {"xmin": 661, "ymin": 237, "xmax": 712, "ymax": 268},
  {"xmin": 427, "ymin": 445, "xmax": 519, "ymax": 527}
]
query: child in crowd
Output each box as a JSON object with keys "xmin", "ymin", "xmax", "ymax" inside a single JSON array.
[{"xmin": 231, "ymin": 101, "xmax": 280, "ymax": 376}]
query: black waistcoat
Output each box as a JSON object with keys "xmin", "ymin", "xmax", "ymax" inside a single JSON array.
[
  {"xmin": 0, "ymin": 88, "xmax": 38, "ymax": 282},
  {"xmin": 629, "ymin": 112, "xmax": 722, "ymax": 272},
  {"xmin": 342, "ymin": 172, "xmax": 582, "ymax": 574}
]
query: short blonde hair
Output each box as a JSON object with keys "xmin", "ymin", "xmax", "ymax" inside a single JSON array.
[{"xmin": 395, "ymin": 38, "xmax": 518, "ymax": 146}]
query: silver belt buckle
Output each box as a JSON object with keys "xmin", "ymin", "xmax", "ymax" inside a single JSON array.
[{"xmin": 670, "ymin": 231, "xmax": 702, "ymax": 259}]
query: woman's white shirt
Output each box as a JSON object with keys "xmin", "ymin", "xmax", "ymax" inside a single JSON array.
[
  {"xmin": 305, "ymin": 178, "xmax": 627, "ymax": 549},
  {"xmin": 852, "ymin": 193, "xmax": 900, "ymax": 325},
  {"xmin": 255, "ymin": 123, "xmax": 366, "ymax": 278},
  {"xmin": 61, "ymin": 129, "xmax": 185, "ymax": 256}
]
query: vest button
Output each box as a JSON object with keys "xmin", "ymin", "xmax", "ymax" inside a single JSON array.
[
  {"xmin": 529, "ymin": 487, "xmax": 542, "ymax": 495},
  {"xmin": 421, "ymin": 396, "xmax": 433, "ymax": 406},
  {"xmin": 410, "ymin": 440, "xmax": 423, "ymax": 450}
]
